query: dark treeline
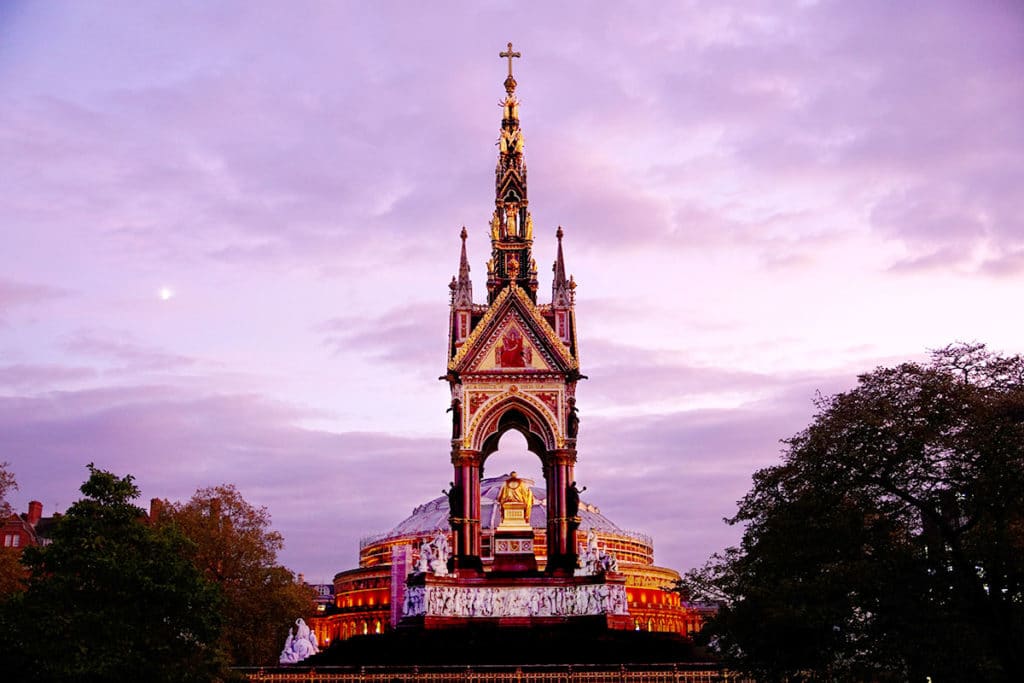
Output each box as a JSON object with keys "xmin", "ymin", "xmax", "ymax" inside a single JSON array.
[
  {"xmin": 0, "ymin": 464, "xmax": 314, "ymax": 682},
  {"xmin": 683, "ymin": 344, "xmax": 1024, "ymax": 682}
]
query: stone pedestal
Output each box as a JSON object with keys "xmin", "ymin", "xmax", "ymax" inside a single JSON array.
[
  {"xmin": 491, "ymin": 527, "xmax": 537, "ymax": 573},
  {"xmin": 497, "ymin": 500, "xmax": 530, "ymax": 530}
]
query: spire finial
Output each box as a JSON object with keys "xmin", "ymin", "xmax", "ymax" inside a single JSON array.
[
  {"xmin": 500, "ymin": 42, "xmax": 521, "ymax": 94},
  {"xmin": 500, "ymin": 42, "xmax": 521, "ymax": 78},
  {"xmin": 552, "ymin": 227, "xmax": 571, "ymax": 308},
  {"xmin": 453, "ymin": 227, "xmax": 473, "ymax": 308}
]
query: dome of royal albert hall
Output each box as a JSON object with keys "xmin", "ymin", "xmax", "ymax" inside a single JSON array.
[
  {"xmin": 357, "ymin": 474, "xmax": 656, "ymax": 570},
  {"xmin": 383, "ymin": 474, "xmax": 626, "ymax": 538},
  {"xmin": 321, "ymin": 474, "xmax": 706, "ymax": 643}
]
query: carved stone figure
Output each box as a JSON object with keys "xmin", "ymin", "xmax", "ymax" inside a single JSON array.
[
  {"xmin": 577, "ymin": 528, "xmax": 620, "ymax": 576},
  {"xmin": 280, "ymin": 630, "xmax": 295, "ymax": 663},
  {"xmin": 506, "ymin": 204, "xmax": 518, "ymax": 236},
  {"xmin": 430, "ymin": 532, "xmax": 450, "ymax": 576},
  {"xmin": 567, "ymin": 399, "xmax": 580, "ymax": 438},
  {"xmin": 403, "ymin": 586, "xmax": 425, "ymax": 617},
  {"xmin": 279, "ymin": 618, "xmax": 319, "ymax": 664},
  {"xmin": 567, "ymin": 480, "xmax": 586, "ymax": 518},
  {"xmin": 447, "ymin": 398, "xmax": 462, "ymax": 439},
  {"xmin": 444, "ymin": 481, "xmax": 463, "ymax": 518},
  {"xmin": 504, "ymin": 94, "xmax": 520, "ymax": 120},
  {"xmin": 415, "ymin": 539, "xmax": 433, "ymax": 574},
  {"xmin": 611, "ymin": 585, "xmax": 628, "ymax": 614}
]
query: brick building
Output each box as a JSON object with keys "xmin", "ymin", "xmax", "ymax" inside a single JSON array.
[{"xmin": 2, "ymin": 501, "xmax": 58, "ymax": 550}]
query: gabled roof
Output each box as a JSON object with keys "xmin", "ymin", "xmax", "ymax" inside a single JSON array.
[{"xmin": 449, "ymin": 284, "xmax": 576, "ymax": 374}]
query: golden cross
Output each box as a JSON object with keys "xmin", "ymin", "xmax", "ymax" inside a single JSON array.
[{"xmin": 499, "ymin": 42, "xmax": 521, "ymax": 78}]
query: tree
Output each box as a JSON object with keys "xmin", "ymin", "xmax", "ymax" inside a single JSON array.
[
  {"xmin": 158, "ymin": 484, "xmax": 315, "ymax": 666},
  {"xmin": 685, "ymin": 344, "xmax": 1024, "ymax": 682},
  {"xmin": 0, "ymin": 461, "xmax": 15, "ymax": 518},
  {"xmin": 0, "ymin": 461, "xmax": 26, "ymax": 597},
  {"xmin": 0, "ymin": 465, "xmax": 229, "ymax": 682}
]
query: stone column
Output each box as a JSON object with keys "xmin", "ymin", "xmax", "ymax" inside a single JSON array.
[
  {"xmin": 451, "ymin": 447, "xmax": 483, "ymax": 574},
  {"xmin": 545, "ymin": 448, "xmax": 577, "ymax": 574}
]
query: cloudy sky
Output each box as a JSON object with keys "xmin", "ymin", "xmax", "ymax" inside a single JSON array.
[{"xmin": 1, "ymin": 1, "xmax": 1021, "ymax": 582}]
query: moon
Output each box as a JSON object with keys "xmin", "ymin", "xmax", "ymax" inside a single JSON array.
[{"xmin": 159, "ymin": 287, "xmax": 174, "ymax": 301}]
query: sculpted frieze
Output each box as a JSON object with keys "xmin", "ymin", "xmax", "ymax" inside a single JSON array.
[
  {"xmin": 402, "ymin": 583, "xmax": 628, "ymax": 619},
  {"xmin": 462, "ymin": 378, "xmax": 566, "ymax": 391}
]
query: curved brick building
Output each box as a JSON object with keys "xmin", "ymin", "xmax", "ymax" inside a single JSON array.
[{"xmin": 312, "ymin": 476, "xmax": 706, "ymax": 644}]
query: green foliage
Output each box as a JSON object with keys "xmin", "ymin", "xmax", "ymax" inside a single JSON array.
[
  {"xmin": 159, "ymin": 484, "xmax": 316, "ymax": 666},
  {"xmin": 0, "ymin": 460, "xmax": 15, "ymax": 518},
  {"xmin": 0, "ymin": 461, "xmax": 27, "ymax": 597},
  {"xmin": 0, "ymin": 546, "xmax": 25, "ymax": 597},
  {"xmin": 0, "ymin": 464, "xmax": 230, "ymax": 682},
  {"xmin": 687, "ymin": 344, "xmax": 1024, "ymax": 682}
]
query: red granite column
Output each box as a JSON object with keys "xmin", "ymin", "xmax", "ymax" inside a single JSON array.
[
  {"xmin": 451, "ymin": 447, "xmax": 483, "ymax": 574},
  {"xmin": 545, "ymin": 448, "xmax": 577, "ymax": 574},
  {"xmin": 467, "ymin": 461, "xmax": 482, "ymax": 557}
]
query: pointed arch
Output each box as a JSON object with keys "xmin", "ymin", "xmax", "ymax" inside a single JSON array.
[{"xmin": 470, "ymin": 393, "xmax": 558, "ymax": 462}]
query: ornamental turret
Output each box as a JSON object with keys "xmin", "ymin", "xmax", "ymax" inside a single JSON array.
[
  {"xmin": 449, "ymin": 227, "xmax": 474, "ymax": 346},
  {"xmin": 551, "ymin": 226, "xmax": 576, "ymax": 345}
]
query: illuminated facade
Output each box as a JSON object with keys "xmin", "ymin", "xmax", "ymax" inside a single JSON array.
[{"xmin": 312, "ymin": 479, "xmax": 707, "ymax": 645}]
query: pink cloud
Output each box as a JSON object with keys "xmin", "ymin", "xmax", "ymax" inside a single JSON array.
[
  {"xmin": 318, "ymin": 303, "xmax": 446, "ymax": 367},
  {"xmin": 61, "ymin": 331, "xmax": 199, "ymax": 372},
  {"xmin": 0, "ymin": 277, "xmax": 66, "ymax": 317},
  {"xmin": 0, "ymin": 364, "xmax": 96, "ymax": 391}
]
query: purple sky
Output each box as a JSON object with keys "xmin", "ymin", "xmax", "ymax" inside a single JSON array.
[{"xmin": 1, "ymin": 2, "xmax": 1022, "ymax": 582}]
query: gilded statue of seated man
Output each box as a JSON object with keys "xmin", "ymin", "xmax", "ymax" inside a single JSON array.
[{"xmin": 497, "ymin": 471, "xmax": 534, "ymax": 524}]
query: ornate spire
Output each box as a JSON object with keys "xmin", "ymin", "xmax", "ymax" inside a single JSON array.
[
  {"xmin": 552, "ymin": 226, "xmax": 571, "ymax": 308},
  {"xmin": 453, "ymin": 226, "xmax": 473, "ymax": 309},
  {"xmin": 488, "ymin": 42, "xmax": 538, "ymax": 304}
]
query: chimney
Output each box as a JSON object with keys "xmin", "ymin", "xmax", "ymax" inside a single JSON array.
[
  {"xmin": 149, "ymin": 498, "xmax": 164, "ymax": 522},
  {"xmin": 27, "ymin": 501, "xmax": 43, "ymax": 526}
]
